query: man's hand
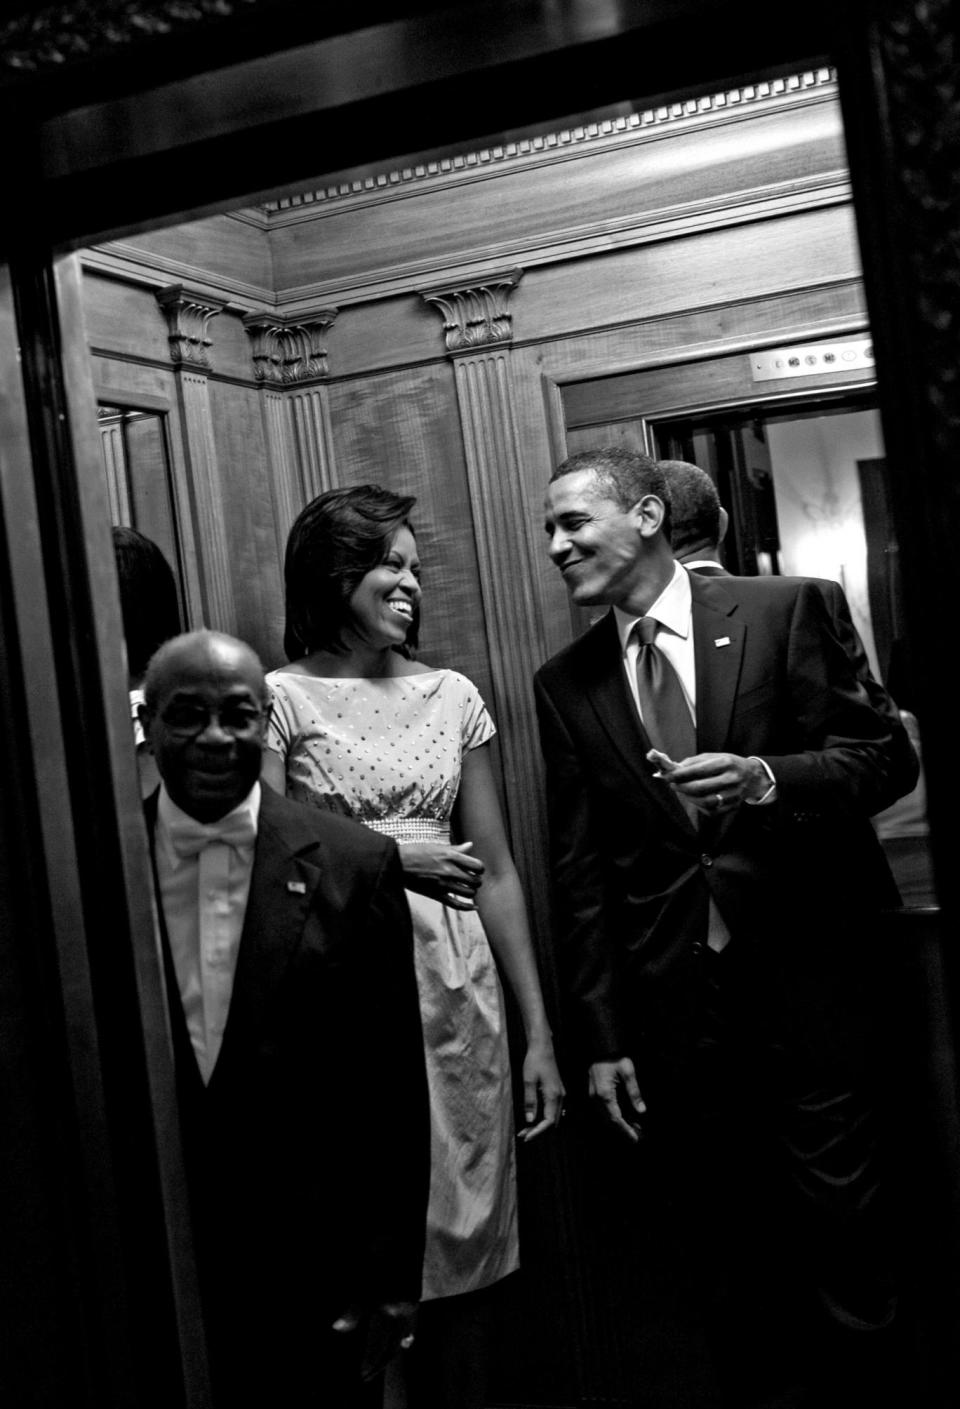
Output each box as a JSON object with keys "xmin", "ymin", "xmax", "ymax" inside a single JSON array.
[
  {"xmin": 332, "ymin": 1300, "xmax": 418, "ymax": 1381},
  {"xmin": 588, "ymin": 1057, "xmax": 646, "ymax": 1142},
  {"xmin": 648, "ymin": 749, "xmax": 771, "ymax": 813},
  {"xmin": 398, "ymin": 839, "xmax": 484, "ymax": 909}
]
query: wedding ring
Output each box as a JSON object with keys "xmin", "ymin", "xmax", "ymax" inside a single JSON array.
[{"xmin": 715, "ymin": 793, "xmax": 724, "ymax": 808}]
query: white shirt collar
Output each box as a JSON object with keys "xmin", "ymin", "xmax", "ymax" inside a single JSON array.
[
  {"xmin": 613, "ymin": 560, "xmax": 691, "ymax": 653},
  {"xmin": 157, "ymin": 781, "xmax": 261, "ymax": 862}
]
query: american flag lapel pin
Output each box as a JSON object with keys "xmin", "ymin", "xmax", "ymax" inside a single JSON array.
[
  {"xmin": 286, "ymin": 879, "xmax": 307, "ymax": 894},
  {"xmin": 714, "ymin": 636, "xmax": 731, "ymax": 647}
]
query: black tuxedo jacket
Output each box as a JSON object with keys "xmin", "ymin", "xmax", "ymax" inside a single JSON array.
[
  {"xmin": 534, "ymin": 571, "xmax": 918, "ymax": 1070},
  {"xmin": 146, "ymin": 785, "xmax": 429, "ymax": 1397}
]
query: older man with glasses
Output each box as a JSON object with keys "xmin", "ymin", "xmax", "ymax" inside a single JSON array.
[{"xmin": 138, "ymin": 629, "xmax": 428, "ymax": 1408}]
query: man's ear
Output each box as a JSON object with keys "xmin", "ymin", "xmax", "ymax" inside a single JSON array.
[
  {"xmin": 718, "ymin": 506, "xmax": 729, "ymax": 544},
  {"xmin": 137, "ymin": 704, "xmax": 154, "ymax": 752},
  {"xmin": 635, "ymin": 493, "xmax": 667, "ymax": 538}
]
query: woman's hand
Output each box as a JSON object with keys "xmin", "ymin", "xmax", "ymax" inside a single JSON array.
[
  {"xmin": 517, "ymin": 1035, "xmax": 565, "ymax": 1142},
  {"xmin": 398, "ymin": 840, "xmax": 485, "ymax": 909}
]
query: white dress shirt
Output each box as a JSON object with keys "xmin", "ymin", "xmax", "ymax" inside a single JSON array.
[
  {"xmin": 155, "ymin": 782, "xmax": 260, "ymax": 1082},
  {"xmin": 614, "ymin": 559, "xmax": 696, "ymax": 727},
  {"xmin": 613, "ymin": 563, "xmax": 732, "ymax": 952}
]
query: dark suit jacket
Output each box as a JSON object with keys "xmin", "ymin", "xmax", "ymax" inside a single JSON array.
[
  {"xmin": 146, "ymin": 784, "xmax": 429, "ymax": 1400},
  {"xmin": 690, "ymin": 564, "xmax": 913, "ymax": 759},
  {"xmin": 534, "ymin": 571, "xmax": 918, "ymax": 1074}
]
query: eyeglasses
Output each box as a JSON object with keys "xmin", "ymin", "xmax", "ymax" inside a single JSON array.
[{"xmin": 159, "ymin": 703, "xmax": 264, "ymax": 738}]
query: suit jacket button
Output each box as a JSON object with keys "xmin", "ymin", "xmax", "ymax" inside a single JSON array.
[{"xmin": 700, "ymin": 854, "xmax": 713, "ymax": 867}]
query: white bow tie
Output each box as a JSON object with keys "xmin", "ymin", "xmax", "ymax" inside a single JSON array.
[{"xmin": 167, "ymin": 811, "xmax": 256, "ymax": 858}]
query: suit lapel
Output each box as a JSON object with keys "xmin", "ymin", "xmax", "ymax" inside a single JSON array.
[
  {"xmin": 690, "ymin": 573, "xmax": 744, "ymax": 753},
  {"xmin": 211, "ymin": 788, "xmax": 323, "ymax": 1086},
  {"xmin": 582, "ymin": 612, "xmax": 654, "ymax": 778},
  {"xmin": 145, "ymin": 786, "xmax": 327, "ymax": 1090},
  {"xmin": 143, "ymin": 790, "xmax": 207, "ymax": 1090},
  {"xmin": 581, "ymin": 611, "xmax": 693, "ymax": 831}
]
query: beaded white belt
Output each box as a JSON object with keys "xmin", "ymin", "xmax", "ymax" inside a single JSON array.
[{"xmin": 364, "ymin": 817, "xmax": 450, "ymax": 844}]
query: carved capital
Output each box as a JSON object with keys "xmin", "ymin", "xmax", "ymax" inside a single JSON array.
[
  {"xmin": 242, "ymin": 310, "xmax": 339, "ymax": 384},
  {"xmin": 280, "ymin": 316, "xmax": 338, "ymax": 382},
  {"xmin": 242, "ymin": 316, "xmax": 285, "ymax": 382},
  {"xmin": 420, "ymin": 269, "xmax": 523, "ymax": 352},
  {"xmin": 156, "ymin": 285, "xmax": 226, "ymax": 369}
]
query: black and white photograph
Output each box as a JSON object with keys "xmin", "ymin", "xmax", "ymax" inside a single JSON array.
[{"xmin": 1, "ymin": 3, "xmax": 957, "ymax": 1407}]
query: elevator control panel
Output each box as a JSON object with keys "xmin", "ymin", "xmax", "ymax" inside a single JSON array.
[{"xmin": 750, "ymin": 339, "xmax": 875, "ymax": 382}]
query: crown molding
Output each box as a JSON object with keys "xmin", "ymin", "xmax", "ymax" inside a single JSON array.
[
  {"xmin": 261, "ymin": 68, "xmax": 838, "ymax": 221},
  {"xmin": 80, "ymin": 65, "xmax": 848, "ymax": 322},
  {"xmin": 273, "ymin": 176, "xmax": 850, "ymax": 314},
  {"xmin": 84, "ymin": 167, "xmax": 850, "ymax": 320},
  {"xmin": 80, "ymin": 243, "xmax": 275, "ymax": 311}
]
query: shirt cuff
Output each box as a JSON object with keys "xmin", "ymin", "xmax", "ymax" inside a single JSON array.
[{"xmin": 745, "ymin": 756, "xmax": 777, "ymax": 805}]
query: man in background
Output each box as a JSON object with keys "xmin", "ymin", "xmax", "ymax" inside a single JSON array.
[
  {"xmin": 658, "ymin": 455, "xmax": 919, "ymax": 807},
  {"xmin": 657, "ymin": 457, "xmax": 729, "ymax": 575}
]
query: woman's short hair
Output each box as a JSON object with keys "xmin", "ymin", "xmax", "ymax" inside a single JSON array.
[
  {"xmin": 283, "ymin": 484, "xmax": 418, "ymax": 659},
  {"xmin": 112, "ymin": 526, "xmax": 183, "ymax": 682}
]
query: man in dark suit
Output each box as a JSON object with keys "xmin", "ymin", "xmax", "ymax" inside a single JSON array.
[
  {"xmin": 658, "ymin": 456, "xmax": 919, "ymax": 787},
  {"xmin": 657, "ymin": 456, "xmax": 731, "ymax": 576},
  {"xmin": 534, "ymin": 448, "xmax": 918, "ymax": 1406},
  {"xmin": 139, "ymin": 629, "xmax": 429, "ymax": 1408}
]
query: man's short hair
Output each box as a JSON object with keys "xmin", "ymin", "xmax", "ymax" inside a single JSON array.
[
  {"xmin": 657, "ymin": 460, "xmax": 721, "ymax": 556},
  {"xmin": 142, "ymin": 629, "xmax": 268, "ymax": 711},
  {"xmin": 550, "ymin": 447, "xmax": 672, "ymax": 538}
]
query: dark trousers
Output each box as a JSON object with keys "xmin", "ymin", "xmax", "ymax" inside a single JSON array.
[
  {"xmin": 394, "ymin": 1284, "xmax": 498, "ymax": 1409},
  {"xmin": 643, "ymin": 944, "xmax": 904, "ymax": 1407}
]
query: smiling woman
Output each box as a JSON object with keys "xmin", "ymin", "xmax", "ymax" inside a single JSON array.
[{"xmin": 261, "ymin": 484, "xmax": 564, "ymax": 1409}]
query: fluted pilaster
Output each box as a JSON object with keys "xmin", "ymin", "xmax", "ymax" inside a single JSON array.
[
  {"xmin": 421, "ymin": 268, "xmax": 550, "ymax": 892},
  {"xmin": 287, "ymin": 385, "xmax": 337, "ymax": 503},
  {"xmin": 176, "ymin": 370, "xmax": 236, "ymax": 632},
  {"xmin": 242, "ymin": 311, "xmax": 340, "ymax": 548},
  {"xmin": 256, "ymin": 387, "xmax": 302, "ymax": 565},
  {"xmin": 156, "ymin": 285, "xmax": 235, "ymax": 631},
  {"xmin": 97, "ymin": 410, "xmax": 131, "ymax": 525}
]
